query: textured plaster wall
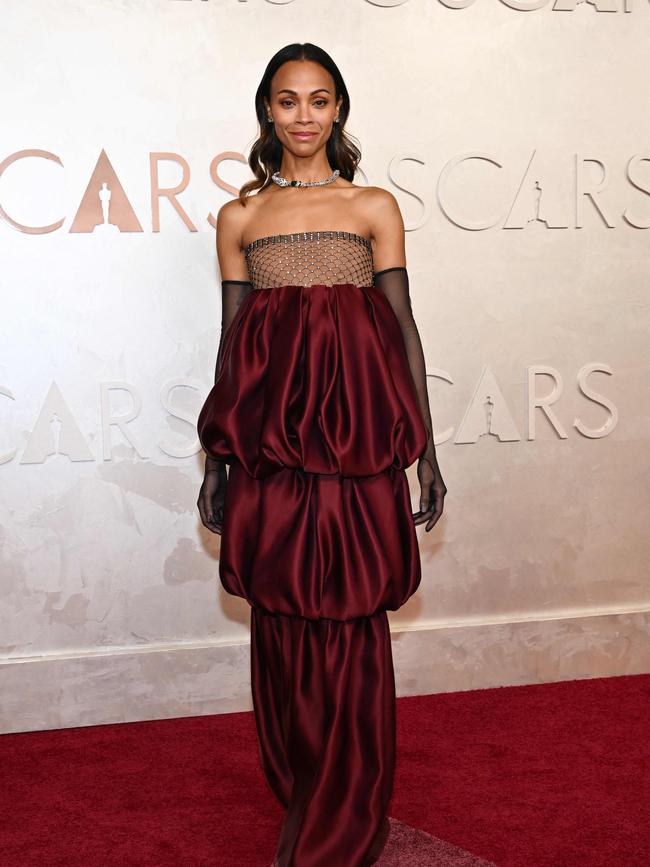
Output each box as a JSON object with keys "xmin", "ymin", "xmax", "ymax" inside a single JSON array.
[{"xmin": 1, "ymin": 0, "xmax": 649, "ymax": 732}]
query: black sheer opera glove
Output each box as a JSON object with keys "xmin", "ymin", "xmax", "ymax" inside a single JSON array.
[
  {"xmin": 373, "ymin": 266, "xmax": 447, "ymax": 532},
  {"xmin": 197, "ymin": 279, "xmax": 253, "ymax": 535}
]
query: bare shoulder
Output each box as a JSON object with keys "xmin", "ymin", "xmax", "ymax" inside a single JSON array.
[
  {"xmin": 359, "ymin": 185, "xmax": 399, "ymax": 208},
  {"xmin": 216, "ymin": 197, "xmax": 249, "ymax": 244},
  {"xmin": 215, "ymin": 198, "xmax": 253, "ymax": 280},
  {"xmin": 355, "ymin": 187, "xmax": 406, "ymax": 269},
  {"xmin": 352, "ymin": 187, "xmax": 404, "ymax": 268},
  {"xmin": 357, "ymin": 186, "xmax": 404, "ymax": 237}
]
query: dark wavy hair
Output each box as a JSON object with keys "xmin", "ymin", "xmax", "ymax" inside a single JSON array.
[{"xmin": 238, "ymin": 43, "xmax": 362, "ymax": 205}]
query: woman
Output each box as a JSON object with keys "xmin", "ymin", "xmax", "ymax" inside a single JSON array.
[{"xmin": 197, "ymin": 42, "xmax": 447, "ymax": 867}]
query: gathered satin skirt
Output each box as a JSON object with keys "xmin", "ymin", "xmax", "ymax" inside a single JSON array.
[{"xmin": 251, "ymin": 606, "xmax": 396, "ymax": 867}]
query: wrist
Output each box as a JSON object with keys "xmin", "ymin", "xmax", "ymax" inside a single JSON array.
[
  {"xmin": 205, "ymin": 456, "xmax": 227, "ymax": 474},
  {"xmin": 419, "ymin": 426, "xmax": 437, "ymax": 465}
]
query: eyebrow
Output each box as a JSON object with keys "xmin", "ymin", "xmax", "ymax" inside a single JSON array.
[{"xmin": 275, "ymin": 88, "xmax": 331, "ymax": 96}]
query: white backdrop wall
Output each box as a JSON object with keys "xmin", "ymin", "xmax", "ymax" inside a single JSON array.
[{"xmin": 1, "ymin": 0, "xmax": 649, "ymax": 734}]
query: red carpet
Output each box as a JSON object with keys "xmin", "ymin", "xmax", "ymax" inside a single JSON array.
[{"xmin": 1, "ymin": 672, "xmax": 648, "ymax": 866}]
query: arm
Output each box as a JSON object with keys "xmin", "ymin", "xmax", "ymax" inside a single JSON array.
[
  {"xmin": 367, "ymin": 189, "xmax": 447, "ymax": 530},
  {"xmin": 213, "ymin": 280, "xmax": 253, "ymax": 382},
  {"xmin": 373, "ymin": 265, "xmax": 437, "ymax": 469},
  {"xmin": 204, "ymin": 201, "xmax": 254, "ymax": 474}
]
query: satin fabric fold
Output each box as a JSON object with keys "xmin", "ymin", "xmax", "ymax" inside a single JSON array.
[
  {"xmin": 220, "ymin": 460, "xmax": 421, "ymax": 620},
  {"xmin": 197, "ymin": 283, "xmax": 428, "ymax": 480},
  {"xmin": 251, "ymin": 607, "xmax": 395, "ymax": 867}
]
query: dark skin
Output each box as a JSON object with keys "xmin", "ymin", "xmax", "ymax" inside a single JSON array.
[{"xmin": 197, "ymin": 59, "xmax": 447, "ymax": 535}]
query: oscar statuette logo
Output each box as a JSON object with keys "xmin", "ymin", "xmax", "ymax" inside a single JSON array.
[{"xmin": 70, "ymin": 149, "xmax": 142, "ymax": 233}]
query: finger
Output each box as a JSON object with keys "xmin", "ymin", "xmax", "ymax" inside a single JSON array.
[
  {"xmin": 414, "ymin": 490, "xmax": 432, "ymax": 521},
  {"xmin": 204, "ymin": 517, "xmax": 222, "ymax": 535},
  {"xmin": 425, "ymin": 505, "xmax": 443, "ymax": 532},
  {"xmin": 210, "ymin": 504, "xmax": 224, "ymax": 532},
  {"xmin": 414, "ymin": 509, "xmax": 433, "ymax": 529},
  {"xmin": 413, "ymin": 497, "xmax": 442, "ymax": 529},
  {"xmin": 198, "ymin": 495, "xmax": 222, "ymax": 534}
]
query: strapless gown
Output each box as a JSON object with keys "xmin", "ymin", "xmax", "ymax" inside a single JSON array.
[{"xmin": 196, "ymin": 230, "xmax": 428, "ymax": 867}]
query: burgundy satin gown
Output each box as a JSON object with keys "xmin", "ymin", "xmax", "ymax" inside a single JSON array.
[{"xmin": 197, "ymin": 230, "xmax": 428, "ymax": 867}]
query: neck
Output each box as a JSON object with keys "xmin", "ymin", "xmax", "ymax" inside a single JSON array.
[{"xmin": 277, "ymin": 156, "xmax": 335, "ymax": 184}]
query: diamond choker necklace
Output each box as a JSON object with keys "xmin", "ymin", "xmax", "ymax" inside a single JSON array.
[{"xmin": 271, "ymin": 169, "xmax": 340, "ymax": 188}]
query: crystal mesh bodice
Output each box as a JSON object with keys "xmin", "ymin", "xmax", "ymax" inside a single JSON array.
[{"xmin": 243, "ymin": 230, "xmax": 374, "ymax": 290}]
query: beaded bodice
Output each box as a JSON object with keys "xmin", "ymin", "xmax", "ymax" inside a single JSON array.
[{"xmin": 243, "ymin": 230, "xmax": 375, "ymax": 291}]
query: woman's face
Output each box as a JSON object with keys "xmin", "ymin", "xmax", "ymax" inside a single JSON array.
[{"xmin": 266, "ymin": 60, "xmax": 342, "ymax": 157}]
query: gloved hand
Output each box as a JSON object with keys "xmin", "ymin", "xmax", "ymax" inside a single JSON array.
[
  {"xmin": 197, "ymin": 459, "xmax": 228, "ymax": 535},
  {"xmin": 197, "ymin": 279, "xmax": 253, "ymax": 533}
]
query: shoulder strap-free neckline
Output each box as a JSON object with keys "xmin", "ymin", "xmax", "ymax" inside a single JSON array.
[{"xmin": 243, "ymin": 229, "xmax": 372, "ymax": 255}]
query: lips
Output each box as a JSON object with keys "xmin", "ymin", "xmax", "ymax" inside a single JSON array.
[{"xmin": 291, "ymin": 132, "xmax": 317, "ymax": 138}]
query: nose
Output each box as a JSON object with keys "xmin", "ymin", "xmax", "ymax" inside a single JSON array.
[{"xmin": 296, "ymin": 104, "xmax": 314, "ymax": 124}]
